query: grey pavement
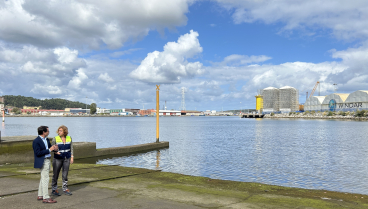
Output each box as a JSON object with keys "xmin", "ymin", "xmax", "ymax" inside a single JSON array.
[
  {"xmin": 0, "ymin": 185, "xmax": 203, "ymax": 209},
  {"xmin": 1, "ymin": 164, "xmax": 367, "ymax": 208}
]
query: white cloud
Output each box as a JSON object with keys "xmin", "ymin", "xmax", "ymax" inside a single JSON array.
[
  {"xmin": 1, "ymin": 1, "xmax": 368, "ymax": 110},
  {"xmin": 98, "ymin": 73, "xmax": 114, "ymax": 83},
  {"xmin": 325, "ymin": 43, "xmax": 368, "ymax": 91},
  {"xmin": 22, "ymin": 61, "xmax": 50, "ymax": 74},
  {"xmin": 215, "ymin": 0, "xmax": 368, "ymax": 41},
  {"xmin": 67, "ymin": 68, "xmax": 88, "ymax": 90},
  {"xmin": 108, "ymin": 48, "xmax": 142, "ymax": 58},
  {"xmin": 217, "ymin": 54, "xmax": 271, "ymax": 66},
  {"xmin": 54, "ymin": 47, "xmax": 78, "ymax": 64},
  {"xmin": 31, "ymin": 84, "xmax": 62, "ymax": 95},
  {"xmin": 0, "ymin": 45, "xmax": 86, "ymax": 76},
  {"xmin": 129, "ymin": 30, "xmax": 204, "ymax": 84},
  {"xmin": 0, "ymin": 0, "xmax": 194, "ymax": 49}
]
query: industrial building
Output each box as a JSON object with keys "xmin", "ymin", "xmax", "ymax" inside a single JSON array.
[
  {"xmin": 139, "ymin": 109, "xmax": 155, "ymax": 115},
  {"xmin": 181, "ymin": 110, "xmax": 202, "ymax": 116},
  {"xmin": 261, "ymin": 87, "xmax": 280, "ymax": 113},
  {"xmin": 20, "ymin": 109, "xmax": 65, "ymax": 115},
  {"xmin": 304, "ymin": 96, "xmax": 325, "ymax": 111},
  {"xmin": 305, "ymin": 90, "xmax": 368, "ymax": 112},
  {"xmin": 159, "ymin": 110, "xmax": 181, "ymax": 116},
  {"xmin": 279, "ymin": 86, "xmax": 299, "ymax": 113},
  {"xmin": 260, "ymin": 86, "xmax": 299, "ymax": 113},
  {"xmin": 321, "ymin": 93, "xmax": 349, "ymax": 112},
  {"xmin": 70, "ymin": 109, "xmax": 90, "ymax": 114}
]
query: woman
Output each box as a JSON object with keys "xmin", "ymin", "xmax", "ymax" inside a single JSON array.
[{"xmin": 51, "ymin": 125, "xmax": 73, "ymax": 196}]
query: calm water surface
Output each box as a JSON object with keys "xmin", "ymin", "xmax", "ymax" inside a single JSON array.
[{"xmin": 1, "ymin": 117, "xmax": 368, "ymax": 195}]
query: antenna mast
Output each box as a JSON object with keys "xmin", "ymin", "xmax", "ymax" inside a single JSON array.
[{"xmin": 181, "ymin": 87, "xmax": 186, "ymax": 110}]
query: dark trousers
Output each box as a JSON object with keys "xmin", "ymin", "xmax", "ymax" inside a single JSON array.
[{"xmin": 52, "ymin": 157, "xmax": 70, "ymax": 191}]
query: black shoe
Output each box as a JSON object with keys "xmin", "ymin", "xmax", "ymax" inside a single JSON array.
[{"xmin": 51, "ymin": 190, "xmax": 61, "ymax": 196}]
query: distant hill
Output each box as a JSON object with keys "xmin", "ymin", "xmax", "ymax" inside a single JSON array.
[{"xmin": 3, "ymin": 95, "xmax": 90, "ymax": 110}]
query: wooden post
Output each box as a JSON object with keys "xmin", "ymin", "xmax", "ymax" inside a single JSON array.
[{"xmin": 156, "ymin": 85, "xmax": 160, "ymax": 143}]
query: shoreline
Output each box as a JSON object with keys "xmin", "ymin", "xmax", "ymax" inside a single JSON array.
[
  {"xmin": 2, "ymin": 114, "xmax": 235, "ymax": 117},
  {"xmin": 0, "ymin": 163, "xmax": 368, "ymax": 208}
]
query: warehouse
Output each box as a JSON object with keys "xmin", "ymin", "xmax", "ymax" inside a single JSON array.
[
  {"xmin": 305, "ymin": 90, "xmax": 368, "ymax": 112},
  {"xmin": 159, "ymin": 110, "xmax": 181, "ymax": 116},
  {"xmin": 304, "ymin": 96, "xmax": 325, "ymax": 112},
  {"xmin": 321, "ymin": 93, "xmax": 349, "ymax": 112}
]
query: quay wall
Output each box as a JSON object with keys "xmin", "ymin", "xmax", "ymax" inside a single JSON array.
[{"xmin": 0, "ymin": 136, "xmax": 169, "ymax": 164}]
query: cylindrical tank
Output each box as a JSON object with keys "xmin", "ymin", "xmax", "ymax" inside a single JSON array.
[
  {"xmin": 255, "ymin": 95, "xmax": 263, "ymax": 112},
  {"xmin": 261, "ymin": 87, "xmax": 280, "ymax": 113},
  {"xmin": 279, "ymin": 86, "xmax": 299, "ymax": 113}
]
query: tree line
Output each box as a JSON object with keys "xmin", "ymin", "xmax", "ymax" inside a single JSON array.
[{"xmin": 3, "ymin": 95, "xmax": 90, "ymax": 110}]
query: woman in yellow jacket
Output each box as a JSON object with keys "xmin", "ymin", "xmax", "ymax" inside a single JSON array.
[{"xmin": 51, "ymin": 125, "xmax": 73, "ymax": 196}]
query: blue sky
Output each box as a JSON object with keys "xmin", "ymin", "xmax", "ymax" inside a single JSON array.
[{"xmin": 0, "ymin": 0, "xmax": 368, "ymax": 111}]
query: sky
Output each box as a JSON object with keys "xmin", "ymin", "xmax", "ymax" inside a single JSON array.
[{"xmin": 0, "ymin": 0, "xmax": 368, "ymax": 111}]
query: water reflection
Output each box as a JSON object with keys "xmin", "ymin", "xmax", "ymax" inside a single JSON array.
[
  {"xmin": 3, "ymin": 117, "xmax": 368, "ymax": 195},
  {"xmin": 156, "ymin": 150, "xmax": 160, "ymax": 169}
]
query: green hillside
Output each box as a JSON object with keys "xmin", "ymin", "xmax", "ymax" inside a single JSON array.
[{"xmin": 3, "ymin": 95, "xmax": 90, "ymax": 110}]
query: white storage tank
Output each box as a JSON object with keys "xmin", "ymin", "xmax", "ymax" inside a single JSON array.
[
  {"xmin": 279, "ymin": 86, "xmax": 299, "ymax": 113},
  {"xmin": 261, "ymin": 87, "xmax": 280, "ymax": 113}
]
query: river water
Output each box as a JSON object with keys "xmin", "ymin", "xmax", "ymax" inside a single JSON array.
[{"xmin": 1, "ymin": 116, "xmax": 368, "ymax": 195}]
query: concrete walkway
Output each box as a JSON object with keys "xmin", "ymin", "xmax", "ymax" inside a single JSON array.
[{"xmin": 1, "ymin": 163, "xmax": 368, "ymax": 209}]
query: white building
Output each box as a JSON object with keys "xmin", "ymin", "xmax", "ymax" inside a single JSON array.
[
  {"xmin": 321, "ymin": 93, "xmax": 349, "ymax": 112},
  {"xmin": 96, "ymin": 108, "xmax": 110, "ymax": 114},
  {"xmin": 305, "ymin": 90, "xmax": 368, "ymax": 112},
  {"xmin": 159, "ymin": 110, "xmax": 181, "ymax": 116},
  {"xmin": 304, "ymin": 96, "xmax": 325, "ymax": 112}
]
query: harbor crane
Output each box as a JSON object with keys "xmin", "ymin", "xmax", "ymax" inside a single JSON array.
[{"xmin": 309, "ymin": 81, "xmax": 320, "ymax": 98}]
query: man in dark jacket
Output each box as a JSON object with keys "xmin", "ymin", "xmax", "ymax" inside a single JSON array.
[{"xmin": 33, "ymin": 126, "xmax": 58, "ymax": 203}]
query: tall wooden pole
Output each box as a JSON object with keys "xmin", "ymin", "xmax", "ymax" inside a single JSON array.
[{"xmin": 156, "ymin": 85, "xmax": 160, "ymax": 143}]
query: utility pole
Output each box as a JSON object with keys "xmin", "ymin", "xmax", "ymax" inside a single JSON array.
[
  {"xmin": 181, "ymin": 87, "xmax": 186, "ymax": 110},
  {"xmin": 240, "ymin": 102, "xmax": 242, "ymax": 114}
]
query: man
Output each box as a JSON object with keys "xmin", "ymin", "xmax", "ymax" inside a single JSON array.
[{"xmin": 33, "ymin": 126, "xmax": 58, "ymax": 203}]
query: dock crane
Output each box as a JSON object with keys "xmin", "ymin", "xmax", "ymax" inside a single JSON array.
[{"xmin": 309, "ymin": 81, "xmax": 320, "ymax": 98}]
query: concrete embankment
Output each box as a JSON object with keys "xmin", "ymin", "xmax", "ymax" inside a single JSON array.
[
  {"xmin": 0, "ymin": 136, "xmax": 169, "ymax": 164},
  {"xmin": 0, "ymin": 163, "xmax": 367, "ymax": 208}
]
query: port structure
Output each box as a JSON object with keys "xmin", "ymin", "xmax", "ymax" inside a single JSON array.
[
  {"xmin": 309, "ymin": 81, "xmax": 320, "ymax": 98},
  {"xmin": 255, "ymin": 95, "xmax": 263, "ymax": 114}
]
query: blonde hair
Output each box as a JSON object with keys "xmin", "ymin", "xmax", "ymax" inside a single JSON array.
[{"xmin": 57, "ymin": 125, "xmax": 69, "ymax": 137}]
